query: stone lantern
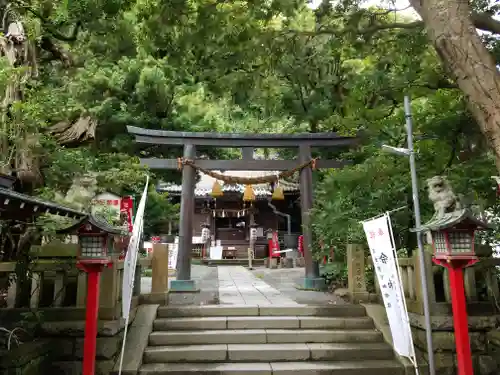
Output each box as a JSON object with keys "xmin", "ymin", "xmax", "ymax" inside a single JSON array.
[
  {"xmin": 417, "ymin": 176, "xmax": 492, "ymax": 375},
  {"xmin": 422, "ymin": 209, "xmax": 491, "ymax": 263}
]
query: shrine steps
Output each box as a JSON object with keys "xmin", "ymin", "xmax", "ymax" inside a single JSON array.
[
  {"xmin": 138, "ymin": 305, "xmax": 404, "ymax": 375},
  {"xmin": 199, "ymin": 258, "xmax": 266, "ymax": 266}
]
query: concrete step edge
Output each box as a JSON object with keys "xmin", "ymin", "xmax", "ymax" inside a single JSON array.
[
  {"xmin": 148, "ymin": 329, "xmax": 384, "ymax": 346},
  {"xmin": 149, "ymin": 329, "xmax": 380, "ymax": 335},
  {"xmin": 152, "ymin": 316, "xmax": 374, "ymax": 330},
  {"xmin": 156, "ymin": 305, "xmax": 367, "ymax": 318},
  {"xmin": 139, "ymin": 360, "xmax": 404, "ymax": 374},
  {"xmin": 144, "ymin": 342, "xmax": 391, "ymax": 352},
  {"xmin": 143, "ymin": 342, "xmax": 394, "ymax": 363}
]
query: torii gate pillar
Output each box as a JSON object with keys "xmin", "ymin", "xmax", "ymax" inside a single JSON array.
[
  {"xmin": 171, "ymin": 144, "xmax": 198, "ymax": 292},
  {"xmin": 299, "ymin": 144, "xmax": 324, "ymax": 289}
]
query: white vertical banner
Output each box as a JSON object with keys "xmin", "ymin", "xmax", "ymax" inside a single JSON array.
[
  {"xmin": 362, "ymin": 214, "xmax": 417, "ymax": 364},
  {"xmin": 121, "ymin": 176, "xmax": 149, "ymax": 319},
  {"xmin": 118, "ymin": 176, "xmax": 149, "ymax": 375},
  {"xmin": 168, "ymin": 241, "xmax": 179, "ymax": 271}
]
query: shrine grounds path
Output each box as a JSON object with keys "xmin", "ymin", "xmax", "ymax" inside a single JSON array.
[{"xmin": 140, "ymin": 265, "xmax": 346, "ymax": 306}]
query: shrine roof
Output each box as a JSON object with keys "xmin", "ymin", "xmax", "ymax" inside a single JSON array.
[
  {"xmin": 0, "ymin": 188, "xmax": 85, "ymax": 220},
  {"xmin": 158, "ymin": 170, "xmax": 300, "ymax": 198},
  {"xmin": 57, "ymin": 213, "xmax": 127, "ymax": 235},
  {"xmin": 417, "ymin": 209, "xmax": 493, "ymax": 231}
]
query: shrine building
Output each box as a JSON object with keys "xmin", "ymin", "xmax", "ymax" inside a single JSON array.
[{"xmin": 157, "ymin": 170, "xmax": 302, "ymax": 260}]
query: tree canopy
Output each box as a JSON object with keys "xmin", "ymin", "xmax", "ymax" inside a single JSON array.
[{"xmin": 1, "ymin": 0, "xmax": 499, "ymax": 260}]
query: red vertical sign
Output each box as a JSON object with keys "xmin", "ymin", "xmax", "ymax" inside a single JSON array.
[
  {"xmin": 119, "ymin": 196, "xmax": 134, "ymax": 260},
  {"xmin": 269, "ymin": 231, "xmax": 280, "ymax": 258},
  {"xmin": 120, "ymin": 196, "xmax": 134, "ymax": 233},
  {"xmin": 298, "ymin": 235, "xmax": 304, "ymax": 256}
]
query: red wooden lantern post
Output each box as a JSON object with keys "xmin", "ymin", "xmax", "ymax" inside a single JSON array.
[
  {"xmin": 60, "ymin": 215, "xmax": 127, "ymax": 375},
  {"xmin": 421, "ymin": 209, "xmax": 491, "ymax": 375}
]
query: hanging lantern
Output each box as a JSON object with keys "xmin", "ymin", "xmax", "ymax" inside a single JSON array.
[
  {"xmin": 272, "ymin": 183, "xmax": 285, "ymax": 200},
  {"xmin": 243, "ymin": 185, "xmax": 256, "ymax": 202},
  {"xmin": 211, "ymin": 180, "xmax": 223, "ymax": 198}
]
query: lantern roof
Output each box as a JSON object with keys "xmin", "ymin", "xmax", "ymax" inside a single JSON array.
[
  {"xmin": 57, "ymin": 213, "xmax": 128, "ymax": 235},
  {"xmin": 417, "ymin": 209, "xmax": 493, "ymax": 232}
]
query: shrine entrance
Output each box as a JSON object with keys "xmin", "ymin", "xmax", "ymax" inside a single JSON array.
[{"xmin": 127, "ymin": 126, "xmax": 358, "ymax": 291}]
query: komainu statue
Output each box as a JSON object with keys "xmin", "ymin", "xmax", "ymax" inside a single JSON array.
[{"xmin": 427, "ymin": 175, "xmax": 462, "ymax": 219}]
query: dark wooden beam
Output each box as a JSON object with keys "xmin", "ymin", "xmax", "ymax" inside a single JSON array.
[
  {"xmin": 127, "ymin": 126, "xmax": 359, "ymax": 148},
  {"xmin": 141, "ymin": 158, "xmax": 352, "ymax": 171},
  {"xmin": 241, "ymin": 147, "xmax": 254, "ymax": 160}
]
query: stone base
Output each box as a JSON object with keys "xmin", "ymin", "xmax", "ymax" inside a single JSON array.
[
  {"xmin": 140, "ymin": 292, "xmax": 169, "ymax": 305},
  {"xmin": 170, "ymin": 279, "xmax": 200, "ymax": 293},
  {"xmin": 301, "ymin": 277, "xmax": 326, "ymax": 291},
  {"xmin": 349, "ymin": 291, "xmax": 370, "ymax": 303}
]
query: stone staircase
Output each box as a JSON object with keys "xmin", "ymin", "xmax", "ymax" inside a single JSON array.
[{"xmin": 139, "ymin": 305, "xmax": 404, "ymax": 374}]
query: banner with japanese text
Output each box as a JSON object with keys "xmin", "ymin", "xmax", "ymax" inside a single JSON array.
[
  {"xmin": 121, "ymin": 177, "xmax": 149, "ymax": 320},
  {"xmin": 362, "ymin": 214, "xmax": 416, "ymax": 361}
]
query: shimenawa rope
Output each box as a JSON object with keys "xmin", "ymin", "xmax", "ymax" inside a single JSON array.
[{"xmin": 176, "ymin": 157, "xmax": 318, "ymax": 184}]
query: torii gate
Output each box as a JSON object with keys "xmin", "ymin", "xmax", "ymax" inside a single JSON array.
[{"xmin": 127, "ymin": 126, "xmax": 358, "ymax": 291}]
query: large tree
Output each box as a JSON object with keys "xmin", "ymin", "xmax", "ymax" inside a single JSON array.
[{"xmin": 308, "ymin": 0, "xmax": 500, "ymax": 169}]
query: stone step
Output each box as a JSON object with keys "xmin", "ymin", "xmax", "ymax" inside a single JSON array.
[
  {"xmin": 143, "ymin": 342, "xmax": 394, "ymax": 363},
  {"xmin": 149, "ymin": 329, "xmax": 383, "ymax": 345},
  {"xmin": 200, "ymin": 258, "xmax": 267, "ymax": 266},
  {"xmin": 139, "ymin": 360, "xmax": 405, "ymax": 375},
  {"xmin": 153, "ymin": 316, "xmax": 374, "ymax": 331},
  {"xmin": 156, "ymin": 305, "xmax": 366, "ymax": 318}
]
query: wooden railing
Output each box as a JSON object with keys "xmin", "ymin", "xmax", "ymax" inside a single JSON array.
[
  {"xmin": 0, "ymin": 247, "xmax": 147, "ymax": 320},
  {"xmin": 367, "ymin": 250, "xmax": 500, "ymax": 315}
]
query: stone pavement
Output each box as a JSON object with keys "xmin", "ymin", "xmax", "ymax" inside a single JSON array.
[
  {"xmin": 218, "ymin": 266, "xmax": 299, "ymax": 305},
  {"xmin": 251, "ymin": 267, "xmax": 347, "ymax": 305},
  {"xmin": 140, "ymin": 264, "xmax": 346, "ymax": 306},
  {"xmin": 141, "ymin": 264, "xmax": 219, "ymax": 305}
]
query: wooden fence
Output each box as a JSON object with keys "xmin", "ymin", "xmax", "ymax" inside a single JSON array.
[{"xmin": 347, "ymin": 243, "xmax": 500, "ymax": 315}]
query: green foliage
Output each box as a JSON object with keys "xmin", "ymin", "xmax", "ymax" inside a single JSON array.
[
  {"xmin": 312, "ymin": 90, "xmax": 497, "ymax": 258},
  {"xmin": 321, "ymin": 262, "xmax": 348, "ymax": 288},
  {"xmin": 3, "ymin": 0, "xmax": 499, "ymax": 268},
  {"xmin": 144, "ymin": 191, "xmax": 179, "ymax": 237}
]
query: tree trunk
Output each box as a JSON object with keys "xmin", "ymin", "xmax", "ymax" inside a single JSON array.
[{"xmin": 409, "ymin": 0, "xmax": 500, "ymax": 171}]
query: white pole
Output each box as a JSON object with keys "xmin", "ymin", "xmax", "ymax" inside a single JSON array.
[{"xmin": 117, "ymin": 217, "xmax": 143, "ymax": 375}]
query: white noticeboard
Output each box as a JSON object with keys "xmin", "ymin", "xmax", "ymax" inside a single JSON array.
[
  {"xmin": 168, "ymin": 243, "xmax": 179, "ymax": 270},
  {"xmin": 210, "ymin": 246, "xmax": 223, "ymax": 260},
  {"xmin": 362, "ymin": 214, "xmax": 416, "ymax": 361}
]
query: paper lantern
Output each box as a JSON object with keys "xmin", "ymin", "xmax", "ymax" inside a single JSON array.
[
  {"xmin": 272, "ymin": 185, "xmax": 285, "ymax": 200},
  {"xmin": 243, "ymin": 185, "xmax": 255, "ymax": 201},
  {"xmin": 211, "ymin": 180, "xmax": 223, "ymax": 198}
]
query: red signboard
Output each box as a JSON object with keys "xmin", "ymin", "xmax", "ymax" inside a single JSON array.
[
  {"xmin": 151, "ymin": 236, "xmax": 161, "ymax": 244},
  {"xmin": 298, "ymin": 235, "xmax": 304, "ymax": 256},
  {"xmin": 119, "ymin": 196, "xmax": 134, "ymax": 260},
  {"xmin": 120, "ymin": 196, "xmax": 134, "ymax": 233},
  {"xmin": 268, "ymin": 231, "xmax": 281, "ymax": 258}
]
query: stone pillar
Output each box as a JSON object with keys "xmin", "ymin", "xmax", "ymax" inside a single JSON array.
[
  {"xmin": 299, "ymin": 144, "xmax": 324, "ymax": 290},
  {"xmin": 172, "ymin": 144, "xmax": 198, "ymax": 292},
  {"xmin": 151, "ymin": 243, "xmax": 169, "ymax": 294},
  {"xmin": 248, "ymin": 217, "xmax": 256, "ymax": 270},
  {"xmin": 413, "ymin": 249, "xmax": 436, "ymax": 314},
  {"xmin": 347, "ymin": 244, "xmax": 369, "ymax": 302}
]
